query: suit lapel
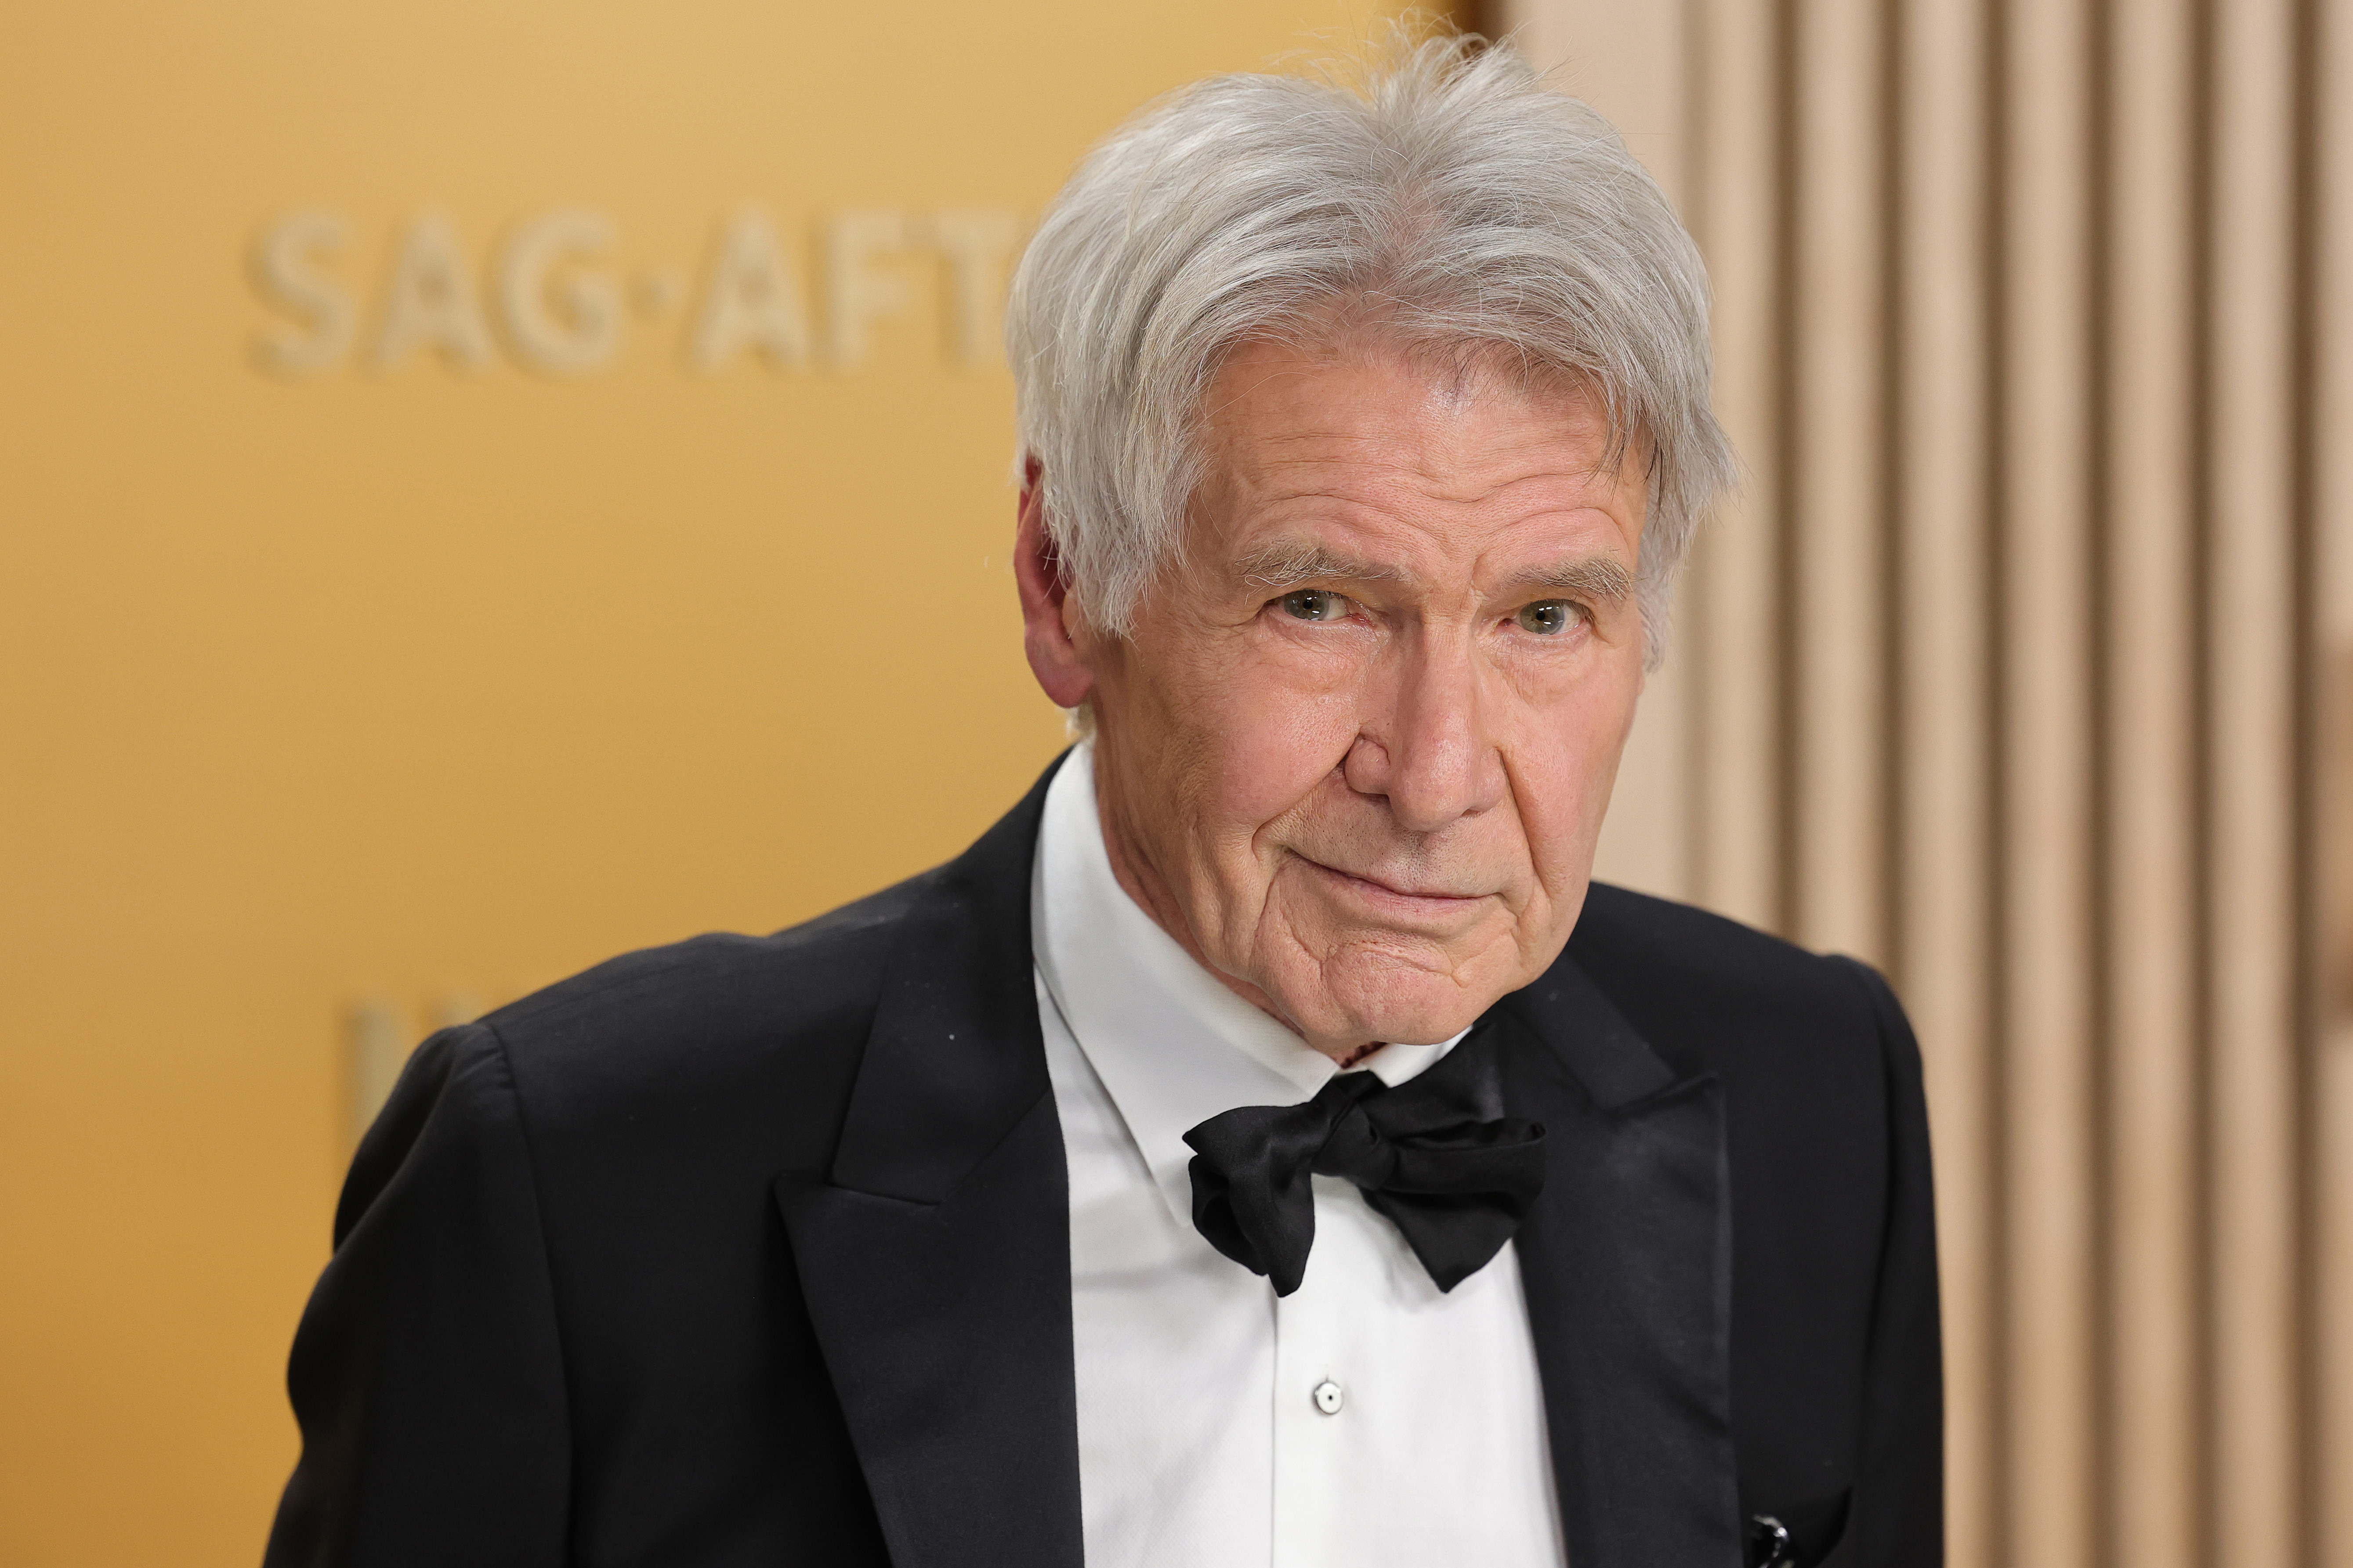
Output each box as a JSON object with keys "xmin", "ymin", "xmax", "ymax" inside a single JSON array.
[
  {"xmin": 775, "ymin": 758, "xmax": 1083, "ymax": 1568},
  {"xmin": 1496, "ymin": 955, "xmax": 1743, "ymax": 1568}
]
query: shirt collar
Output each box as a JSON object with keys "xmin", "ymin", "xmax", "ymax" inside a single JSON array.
[{"xmin": 1030, "ymin": 740, "xmax": 1465, "ymax": 1226}]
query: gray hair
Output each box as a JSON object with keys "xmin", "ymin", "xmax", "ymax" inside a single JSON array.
[{"xmin": 1003, "ymin": 29, "xmax": 1735, "ymax": 665}]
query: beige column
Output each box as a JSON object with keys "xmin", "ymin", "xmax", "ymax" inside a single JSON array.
[
  {"xmin": 2319, "ymin": 1, "xmax": 2353, "ymax": 1557},
  {"xmin": 1997, "ymin": 0, "xmax": 2098, "ymax": 1556},
  {"xmin": 2207, "ymin": 0, "xmax": 2302, "ymax": 1560},
  {"xmin": 2101, "ymin": 0, "xmax": 2201, "ymax": 1559},
  {"xmin": 1686, "ymin": 0, "xmax": 1787, "ymax": 933},
  {"xmin": 1892, "ymin": 0, "xmax": 1994, "ymax": 1558},
  {"xmin": 1789, "ymin": 0, "xmax": 1888, "ymax": 964}
]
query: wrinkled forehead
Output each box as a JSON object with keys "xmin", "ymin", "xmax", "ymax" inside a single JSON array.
[
  {"xmin": 1193, "ymin": 325, "xmax": 1640, "ymax": 496},
  {"xmin": 1182, "ymin": 330, "xmax": 1648, "ymax": 568}
]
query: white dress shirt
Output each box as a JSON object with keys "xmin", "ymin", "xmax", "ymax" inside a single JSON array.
[{"xmin": 1031, "ymin": 742, "xmax": 1568, "ymax": 1568}]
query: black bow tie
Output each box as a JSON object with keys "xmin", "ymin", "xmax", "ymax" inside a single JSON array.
[{"xmin": 1182, "ymin": 1029, "xmax": 1547, "ymax": 1297}]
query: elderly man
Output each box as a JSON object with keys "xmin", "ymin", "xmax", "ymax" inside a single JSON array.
[{"xmin": 265, "ymin": 35, "xmax": 1938, "ymax": 1568}]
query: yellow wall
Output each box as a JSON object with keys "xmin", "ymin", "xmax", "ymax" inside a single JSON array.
[{"xmin": 0, "ymin": 4, "xmax": 1427, "ymax": 1562}]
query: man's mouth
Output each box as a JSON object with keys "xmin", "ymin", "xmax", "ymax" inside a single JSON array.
[{"xmin": 1292, "ymin": 853, "xmax": 1494, "ymax": 920}]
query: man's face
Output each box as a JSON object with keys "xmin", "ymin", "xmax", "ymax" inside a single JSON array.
[{"xmin": 1033, "ymin": 336, "xmax": 1650, "ymax": 1057}]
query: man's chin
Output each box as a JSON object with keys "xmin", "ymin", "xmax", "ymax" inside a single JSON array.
[{"xmin": 1262, "ymin": 950, "xmax": 1507, "ymax": 1053}]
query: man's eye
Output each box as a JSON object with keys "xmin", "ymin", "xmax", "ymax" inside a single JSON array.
[
  {"xmin": 1516, "ymin": 600, "xmax": 1580, "ymax": 636},
  {"xmin": 1278, "ymin": 589, "xmax": 1351, "ymax": 622}
]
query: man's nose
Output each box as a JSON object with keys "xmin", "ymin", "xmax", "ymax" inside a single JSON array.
[{"xmin": 1341, "ymin": 629, "xmax": 1508, "ymax": 833}]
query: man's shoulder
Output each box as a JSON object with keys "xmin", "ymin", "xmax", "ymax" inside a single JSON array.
[
  {"xmin": 468, "ymin": 870, "xmax": 939, "ymax": 1135},
  {"xmin": 1561, "ymin": 881, "xmax": 1896, "ymax": 1080},
  {"xmin": 428, "ymin": 766, "xmax": 1055, "ymax": 1180},
  {"xmin": 1570, "ymin": 880, "xmax": 1874, "ymax": 1003}
]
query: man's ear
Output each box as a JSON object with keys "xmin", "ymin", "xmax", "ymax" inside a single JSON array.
[{"xmin": 1014, "ymin": 461, "xmax": 1096, "ymax": 710}]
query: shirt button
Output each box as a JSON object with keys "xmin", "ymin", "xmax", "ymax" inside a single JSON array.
[{"xmin": 1312, "ymin": 1379, "xmax": 1345, "ymax": 1416}]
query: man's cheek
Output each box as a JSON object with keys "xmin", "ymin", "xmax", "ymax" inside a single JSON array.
[
  {"xmin": 1512, "ymin": 751, "xmax": 1607, "ymax": 885},
  {"xmin": 1215, "ymin": 708, "xmax": 1341, "ymax": 810}
]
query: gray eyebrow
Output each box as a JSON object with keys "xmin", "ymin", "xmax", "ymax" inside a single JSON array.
[
  {"xmin": 1506, "ymin": 556, "xmax": 1636, "ymax": 604},
  {"xmin": 1232, "ymin": 542, "xmax": 1408, "ymax": 592},
  {"xmin": 1234, "ymin": 541, "xmax": 1635, "ymax": 606}
]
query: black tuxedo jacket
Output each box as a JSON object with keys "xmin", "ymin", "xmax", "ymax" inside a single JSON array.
[{"xmin": 265, "ymin": 758, "xmax": 1940, "ymax": 1568}]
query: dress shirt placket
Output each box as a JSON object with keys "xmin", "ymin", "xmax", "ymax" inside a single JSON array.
[{"xmin": 1271, "ymin": 1176, "xmax": 1393, "ymax": 1566}]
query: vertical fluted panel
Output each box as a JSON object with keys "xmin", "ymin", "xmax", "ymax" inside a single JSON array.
[
  {"xmin": 1790, "ymin": 0, "xmax": 1888, "ymax": 961},
  {"xmin": 1686, "ymin": 0, "xmax": 1787, "ymax": 934},
  {"xmin": 1997, "ymin": 0, "xmax": 2100, "ymax": 1560},
  {"xmin": 1494, "ymin": 0, "xmax": 2328, "ymax": 1557},
  {"xmin": 2317, "ymin": 7, "xmax": 2353, "ymax": 1562},
  {"xmin": 1891, "ymin": 0, "xmax": 1994, "ymax": 1558},
  {"xmin": 2207, "ymin": 0, "xmax": 2302, "ymax": 1560},
  {"xmin": 2101, "ymin": 0, "xmax": 2201, "ymax": 1559}
]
